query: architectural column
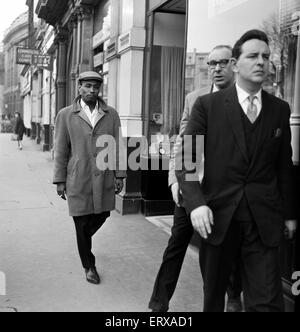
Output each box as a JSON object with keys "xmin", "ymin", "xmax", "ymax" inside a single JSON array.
[
  {"xmin": 78, "ymin": 5, "xmax": 94, "ymax": 73},
  {"xmin": 36, "ymin": 69, "xmax": 43, "ymax": 144},
  {"xmin": 291, "ymin": 22, "xmax": 300, "ymax": 166},
  {"xmin": 30, "ymin": 71, "xmax": 38, "ymax": 140},
  {"xmin": 107, "ymin": 0, "xmax": 120, "ymax": 109},
  {"xmin": 113, "ymin": 0, "xmax": 147, "ymax": 214},
  {"xmin": 70, "ymin": 13, "xmax": 79, "ymax": 101},
  {"xmin": 55, "ymin": 27, "xmax": 68, "ymax": 114}
]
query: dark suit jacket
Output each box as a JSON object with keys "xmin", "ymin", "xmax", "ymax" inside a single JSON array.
[{"xmin": 176, "ymin": 85, "xmax": 296, "ymax": 247}]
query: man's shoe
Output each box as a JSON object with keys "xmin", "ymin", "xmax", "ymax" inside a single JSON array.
[
  {"xmin": 226, "ymin": 297, "xmax": 243, "ymax": 312},
  {"xmin": 85, "ymin": 267, "xmax": 100, "ymax": 285}
]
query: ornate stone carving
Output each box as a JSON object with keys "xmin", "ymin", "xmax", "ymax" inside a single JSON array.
[
  {"xmin": 77, "ymin": 4, "xmax": 93, "ymax": 21},
  {"xmin": 54, "ymin": 26, "xmax": 69, "ymax": 45}
]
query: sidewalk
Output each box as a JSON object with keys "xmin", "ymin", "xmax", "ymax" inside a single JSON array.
[{"xmin": 0, "ymin": 134, "xmax": 203, "ymax": 312}]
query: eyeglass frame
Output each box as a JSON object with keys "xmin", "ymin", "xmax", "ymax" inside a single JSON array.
[{"xmin": 207, "ymin": 59, "xmax": 231, "ymax": 69}]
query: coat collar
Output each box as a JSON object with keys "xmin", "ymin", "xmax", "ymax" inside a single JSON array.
[
  {"xmin": 72, "ymin": 96, "xmax": 109, "ymax": 129},
  {"xmin": 72, "ymin": 96, "xmax": 110, "ymax": 113}
]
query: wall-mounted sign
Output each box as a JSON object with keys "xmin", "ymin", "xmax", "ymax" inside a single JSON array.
[
  {"xmin": 94, "ymin": 52, "xmax": 104, "ymax": 67},
  {"xmin": 31, "ymin": 54, "xmax": 53, "ymax": 71},
  {"xmin": 16, "ymin": 47, "xmax": 39, "ymax": 65}
]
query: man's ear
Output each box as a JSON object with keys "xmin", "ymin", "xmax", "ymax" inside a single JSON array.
[{"xmin": 231, "ymin": 57, "xmax": 239, "ymax": 74}]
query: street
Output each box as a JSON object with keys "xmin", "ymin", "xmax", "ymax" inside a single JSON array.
[{"xmin": 0, "ymin": 133, "xmax": 203, "ymax": 312}]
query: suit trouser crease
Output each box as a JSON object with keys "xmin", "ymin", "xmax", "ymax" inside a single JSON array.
[{"xmin": 200, "ymin": 217, "xmax": 284, "ymax": 312}]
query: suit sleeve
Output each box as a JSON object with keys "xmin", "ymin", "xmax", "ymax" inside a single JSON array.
[
  {"xmin": 53, "ymin": 110, "xmax": 71, "ymax": 184},
  {"xmin": 168, "ymin": 95, "xmax": 191, "ymax": 187},
  {"xmin": 278, "ymin": 103, "xmax": 297, "ymax": 220},
  {"xmin": 175, "ymin": 97, "xmax": 207, "ymax": 214}
]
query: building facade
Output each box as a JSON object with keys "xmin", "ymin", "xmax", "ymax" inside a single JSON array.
[
  {"xmin": 2, "ymin": 12, "xmax": 29, "ymax": 122},
  {"xmin": 0, "ymin": 52, "xmax": 4, "ymax": 121}
]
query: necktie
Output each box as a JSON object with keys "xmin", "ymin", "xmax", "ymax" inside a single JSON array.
[{"xmin": 247, "ymin": 96, "xmax": 258, "ymax": 123}]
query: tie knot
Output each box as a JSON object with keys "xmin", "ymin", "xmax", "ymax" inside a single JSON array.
[{"xmin": 248, "ymin": 95, "xmax": 257, "ymax": 104}]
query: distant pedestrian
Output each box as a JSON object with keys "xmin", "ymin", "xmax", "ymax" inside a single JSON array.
[
  {"xmin": 53, "ymin": 71, "xmax": 126, "ymax": 285},
  {"xmin": 14, "ymin": 112, "xmax": 25, "ymax": 150}
]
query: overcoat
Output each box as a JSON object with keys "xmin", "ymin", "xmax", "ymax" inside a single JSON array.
[{"xmin": 53, "ymin": 96, "xmax": 126, "ymax": 217}]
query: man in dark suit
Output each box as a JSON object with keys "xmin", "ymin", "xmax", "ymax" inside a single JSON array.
[
  {"xmin": 149, "ymin": 46, "xmax": 242, "ymax": 312},
  {"xmin": 176, "ymin": 30, "xmax": 297, "ymax": 312}
]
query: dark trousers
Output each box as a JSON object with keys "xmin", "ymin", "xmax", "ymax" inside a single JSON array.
[
  {"xmin": 149, "ymin": 206, "xmax": 243, "ymax": 311},
  {"xmin": 73, "ymin": 212, "xmax": 110, "ymax": 269},
  {"xmin": 149, "ymin": 206, "xmax": 194, "ymax": 311},
  {"xmin": 200, "ymin": 217, "xmax": 284, "ymax": 312}
]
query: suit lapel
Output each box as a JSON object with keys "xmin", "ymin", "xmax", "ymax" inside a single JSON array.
[{"xmin": 225, "ymin": 86, "xmax": 249, "ymax": 164}]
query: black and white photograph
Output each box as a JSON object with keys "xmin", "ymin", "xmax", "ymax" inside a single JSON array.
[{"xmin": 0, "ymin": 0, "xmax": 299, "ymax": 315}]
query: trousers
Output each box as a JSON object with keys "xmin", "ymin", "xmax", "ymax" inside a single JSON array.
[{"xmin": 73, "ymin": 212, "xmax": 110, "ymax": 269}]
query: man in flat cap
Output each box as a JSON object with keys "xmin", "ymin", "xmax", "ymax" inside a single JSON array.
[{"xmin": 53, "ymin": 71, "xmax": 126, "ymax": 285}]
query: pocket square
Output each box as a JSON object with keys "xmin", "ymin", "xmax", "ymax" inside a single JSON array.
[{"xmin": 274, "ymin": 128, "xmax": 282, "ymax": 138}]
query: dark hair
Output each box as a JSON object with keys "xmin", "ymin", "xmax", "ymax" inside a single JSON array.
[{"xmin": 232, "ymin": 29, "xmax": 269, "ymax": 60}]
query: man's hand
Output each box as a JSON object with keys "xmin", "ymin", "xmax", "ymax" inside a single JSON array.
[
  {"xmin": 115, "ymin": 178, "xmax": 124, "ymax": 194},
  {"xmin": 190, "ymin": 206, "xmax": 214, "ymax": 239},
  {"xmin": 57, "ymin": 183, "xmax": 67, "ymax": 200},
  {"xmin": 284, "ymin": 220, "xmax": 297, "ymax": 240},
  {"xmin": 171, "ymin": 182, "xmax": 181, "ymax": 207}
]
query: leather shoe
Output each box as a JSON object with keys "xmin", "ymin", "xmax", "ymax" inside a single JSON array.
[
  {"xmin": 85, "ymin": 267, "xmax": 100, "ymax": 285},
  {"xmin": 226, "ymin": 297, "xmax": 243, "ymax": 312}
]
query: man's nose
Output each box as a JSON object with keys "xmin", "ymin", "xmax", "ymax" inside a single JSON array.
[
  {"xmin": 214, "ymin": 63, "xmax": 222, "ymax": 71},
  {"xmin": 257, "ymin": 55, "xmax": 265, "ymax": 65}
]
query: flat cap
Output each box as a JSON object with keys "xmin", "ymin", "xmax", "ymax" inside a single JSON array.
[{"xmin": 78, "ymin": 71, "xmax": 103, "ymax": 83}]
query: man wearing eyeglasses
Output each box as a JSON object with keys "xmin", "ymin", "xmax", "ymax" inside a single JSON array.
[{"xmin": 149, "ymin": 45, "xmax": 241, "ymax": 312}]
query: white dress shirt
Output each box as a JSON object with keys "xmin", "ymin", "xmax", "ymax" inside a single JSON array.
[
  {"xmin": 236, "ymin": 83, "xmax": 262, "ymax": 117},
  {"xmin": 213, "ymin": 85, "xmax": 220, "ymax": 93},
  {"xmin": 80, "ymin": 100, "xmax": 100, "ymax": 128}
]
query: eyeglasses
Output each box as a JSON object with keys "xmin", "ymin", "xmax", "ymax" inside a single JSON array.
[{"xmin": 207, "ymin": 59, "xmax": 230, "ymax": 69}]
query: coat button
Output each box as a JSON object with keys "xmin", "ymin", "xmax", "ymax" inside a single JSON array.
[{"xmin": 94, "ymin": 153, "xmax": 97, "ymax": 158}]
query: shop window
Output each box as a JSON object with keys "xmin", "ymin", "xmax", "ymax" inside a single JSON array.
[{"xmin": 147, "ymin": 7, "xmax": 186, "ymax": 146}]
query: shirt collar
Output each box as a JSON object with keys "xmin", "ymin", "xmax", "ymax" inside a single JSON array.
[
  {"xmin": 212, "ymin": 85, "xmax": 220, "ymax": 93},
  {"xmin": 80, "ymin": 99, "xmax": 100, "ymax": 113},
  {"xmin": 236, "ymin": 83, "xmax": 262, "ymax": 105}
]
